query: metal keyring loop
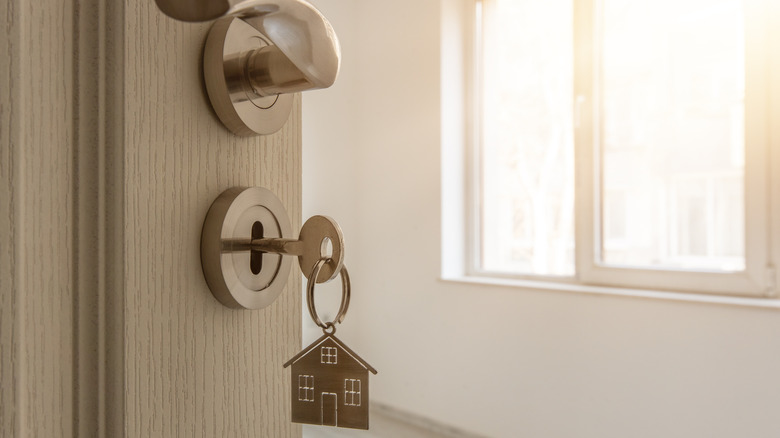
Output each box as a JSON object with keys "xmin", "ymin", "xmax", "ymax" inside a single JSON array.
[
  {"xmin": 306, "ymin": 258, "xmax": 350, "ymax": 330},
  {"xmin": 322, "ymin": 322, "xmax": 336, "ymax": 335}
]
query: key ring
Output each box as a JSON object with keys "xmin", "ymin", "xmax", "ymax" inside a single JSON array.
[{"xmin": 306, "ymin": 258, "xmax": 350, "ymax": 333}]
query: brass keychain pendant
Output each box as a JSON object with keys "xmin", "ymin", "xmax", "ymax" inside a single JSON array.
[{"xmin": 284, "ymin": 259, "xmax": 378, "ymax": 430}]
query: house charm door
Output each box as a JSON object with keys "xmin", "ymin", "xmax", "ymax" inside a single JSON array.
[{"xmin": 283, "ymin": 259, "xmax": 378, "ymax": 430}]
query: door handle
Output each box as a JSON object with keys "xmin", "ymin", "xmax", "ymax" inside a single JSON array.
[{"xmin": 155, "ymin": 0, "xmax": 341, "ymax": 135}]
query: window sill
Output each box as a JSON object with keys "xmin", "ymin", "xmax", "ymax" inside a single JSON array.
[{"xmin": 440, "ymin": 275, "xmax": 780, "ymax": 310}]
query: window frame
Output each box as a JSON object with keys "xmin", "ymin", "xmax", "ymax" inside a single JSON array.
[{"xmin": 462, "ymin": 0, "xmax": 779, "ymax": 298}]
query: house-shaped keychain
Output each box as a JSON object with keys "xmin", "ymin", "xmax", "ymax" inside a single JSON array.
[{"xmin": 284, "ymin": 333, "xmax": 378, "ymax": 429}]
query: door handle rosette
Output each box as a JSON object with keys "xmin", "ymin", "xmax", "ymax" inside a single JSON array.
[{"xmin": 155, "ymin": 0, "xmax": 340, "ymax": 135}]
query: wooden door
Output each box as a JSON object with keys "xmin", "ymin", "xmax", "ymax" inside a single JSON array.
[{"xmin": 0, "ymin": 0, "xmax": 301, "ymax": 436}]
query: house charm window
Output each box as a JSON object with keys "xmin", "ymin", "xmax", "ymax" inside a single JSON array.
[
  {"xmin": 344, "ymin": 379, "xmax": 361, "ymax": 406},
  {"xmin": 298, "ymin": 375, "xmax": 314, "ymax": 402},
  {"xmin": 321, "ymin": 346, "xmax": 337, "ymax": 364}
]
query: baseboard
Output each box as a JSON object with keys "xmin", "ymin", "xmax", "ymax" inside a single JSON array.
[
  {"xmin": 369, "ymin": 402, "xmax": 487, "ymax": 438},
  {"xmin": 301, "ymin": 402, "xmax": 487, "ymax": 438}
]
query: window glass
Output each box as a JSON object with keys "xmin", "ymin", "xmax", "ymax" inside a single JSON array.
[
  {"xmin": 479, "ymin": 0, "xmax": 575, "ymax": 275},
  {"xmin": 599, "ymin": 0, "xmax": 745, "ymax": 271}
]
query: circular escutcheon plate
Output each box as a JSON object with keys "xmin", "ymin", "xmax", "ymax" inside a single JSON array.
[{"xmin": 201, "ymin": 187, "xmax": 292, "ymax": 309}]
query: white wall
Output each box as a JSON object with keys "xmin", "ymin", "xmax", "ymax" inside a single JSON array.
[{"xmin": 304, "ymin": 1, "xmax": 780, "ymax": 437}]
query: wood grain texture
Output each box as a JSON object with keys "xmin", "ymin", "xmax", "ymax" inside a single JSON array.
[
  {"xmin": 2, "ymin": 0, "xmax": 302, "ymax": 435},
  {"xmin": 0, "ymin": 0, "xmax": 20, "ymax": 435},
  {"xmin": 73, "ymin": 0, "xmax": 128, "ymax": 436},
  {"xmin": 123, "ymin": 1, "xmax": 302, "ymax": 436},
  {"xmin": 1, "ymin": 0, "xmax": 77, "ymax": 437},
  {"xmin": 22, "ymin": 0, "xmax": 76, "ymax": 432}
]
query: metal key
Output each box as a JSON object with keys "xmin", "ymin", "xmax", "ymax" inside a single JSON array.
[{"xmin": 226, "ymin": 215, "xmax": 344, "ymax": 283}]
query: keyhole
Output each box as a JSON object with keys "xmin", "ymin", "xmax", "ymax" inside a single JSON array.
[
  {"xmin": 320, "ymin": 237, "xmax": 333, "ymax": 259},
  {"xmin": 250, "ymin": 221, "xmax": 264, "ymax": 275}
]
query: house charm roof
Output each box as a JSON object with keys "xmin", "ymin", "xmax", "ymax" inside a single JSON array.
[
  {"xmin": 284, "ymin": 333, "xmax": 378, "ymax": 373},
  {"xmin": 284, "ymin": 333, "xmax": 377, "ymax": 429}
]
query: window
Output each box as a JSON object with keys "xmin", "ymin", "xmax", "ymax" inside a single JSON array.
[
  {"xmin": 344, "ymin": 379, "xmax": 361, "ymax": 406},
  {"xmin": 321, "ymin": 347, "xmax": 337, "ymax": 364},
  {"xmin": 463, "ymin": 0, "xmax": 778, "ymax": 297},
  {"xmin": 476, "ymin": 0, "xmax": 576, "ymax": 277},
  {"xmin": 298, "ymin": 375, "xmax": 314, "ymax": 402}
]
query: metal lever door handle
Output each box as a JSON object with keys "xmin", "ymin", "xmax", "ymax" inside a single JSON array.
[{"xmin": 154, "ymin": 0, "xmax": 341, "ymax": 135}]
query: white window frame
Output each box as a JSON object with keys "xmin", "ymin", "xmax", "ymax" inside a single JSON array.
[{"xmin": 457, "ymin": 0, "xmax": 780, "ymax": 298}]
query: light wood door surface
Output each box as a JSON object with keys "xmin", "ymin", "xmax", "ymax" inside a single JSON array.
[{"xmin": 1, "ymin": 0, "xmax": 302, "ymax": 436}]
